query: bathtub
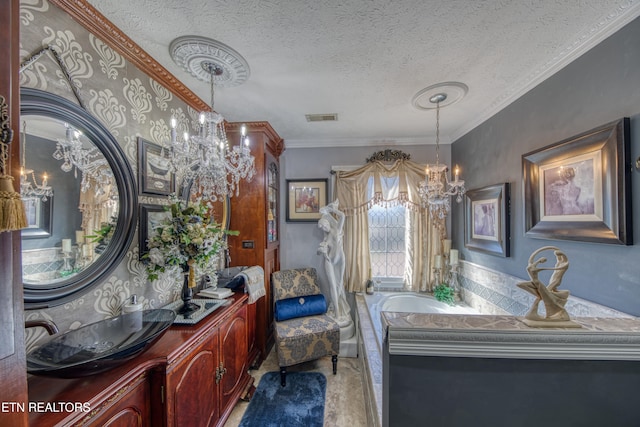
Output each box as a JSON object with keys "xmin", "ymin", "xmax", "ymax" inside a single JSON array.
[
  {"xmin": 378, "ymin": 292, "xmax": 478, "ymax": 315},
  {"xmin": 356, "ymin": 291, "xmax": 479, "ymax": 427},
  {"xmin": 366, "ymin": 292, "xmax": 478, "ymax": 347}
]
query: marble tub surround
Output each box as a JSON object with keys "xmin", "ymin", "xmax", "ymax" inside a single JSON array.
[
  {"xmin": 355, "ymin": 287, "xmax": 637, "ymax": 427},
  {"xmin": 355, "ymin": 293, "xmax": 382, "ymax": 427},
  {"xmin": 383, "ymin": 312, "xmax": 640, "ymax": 427},
  {"xmin": 458, "ymin": 261, "xmax": 634, "ymax": 319},
  {"xmin": 383, "ymin": 313, "xmax": 640, "ymax": 359}
]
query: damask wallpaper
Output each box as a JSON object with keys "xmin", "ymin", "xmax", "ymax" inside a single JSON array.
[{"xmin": 20, "ymin": 0, "xmax": 204, "ymax": 351}]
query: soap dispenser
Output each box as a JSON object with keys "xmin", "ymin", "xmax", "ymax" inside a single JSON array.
[
  {"xmin": 123, "ymin": 294, "xmax": 143, "ymax": 313},
  {"xmin": 123, "ymin": 295, "xmax": 143, "ymax": 332}
]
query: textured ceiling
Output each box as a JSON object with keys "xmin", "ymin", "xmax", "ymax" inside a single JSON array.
[{"xmin": 86, "ymin": 0, "xmax": 640, "ymax": 148}]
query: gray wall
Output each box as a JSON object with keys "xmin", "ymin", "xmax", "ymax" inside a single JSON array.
[
  {"xmin": 450, "ymin": 17, "xmax": 640, "ymax": 315},
  {"xmin": 385, "ymin": 352, "xmax": 640, "ymax": 427},
  {"xmin": 280, "ymin": 144, "xmax": 448, "ymax": 294},
  {"xmin": 21, "ymin": 134, "xmax": 82, "ymax": 250}
]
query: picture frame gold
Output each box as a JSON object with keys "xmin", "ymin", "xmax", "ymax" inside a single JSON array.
[{"xmin": 286, "ymin": 179, "xmax": 328, "ymax": 222}]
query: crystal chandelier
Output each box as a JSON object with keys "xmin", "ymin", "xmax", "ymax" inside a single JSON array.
[
  {"xmin": 167, "ymin": 63, "xmax": 255, "ymax": 202},
  {"xmin": 53, "ymin": 123, "xmax": 113, "ymax": 195},
  {"xmin": 20, "ymin": 121, "xmax": 53, "ymax": 201},
  {"xmin": 418, "ymin": 93, "xmax": 466, "ymax": 220}
]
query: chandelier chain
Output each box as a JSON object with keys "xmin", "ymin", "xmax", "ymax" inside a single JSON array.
[
  {"xmin": 418, "ymin": 93, "xmax": 466, "ymax": 223},
  {"xmin": 435, "ymin": 99, "xmax": 440, "ymax": 167}
]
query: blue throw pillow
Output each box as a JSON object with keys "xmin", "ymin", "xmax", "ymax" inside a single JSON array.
[{"xmin": 274, "ymin": 294, "xmax": 327, "ymax": 321}]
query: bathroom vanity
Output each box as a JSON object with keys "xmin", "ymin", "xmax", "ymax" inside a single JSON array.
[
  {"xmin": 382, "ymin": 313, "xmax": 640, "ymax": 427},
  {"xmin": 28, "ymin": 293, "xmax": 252, "ymax": 427}
]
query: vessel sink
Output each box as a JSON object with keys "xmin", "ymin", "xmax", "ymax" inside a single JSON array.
[{"xmin": 27, "ymin": 309, "xmax": 176, "ymax": 378}]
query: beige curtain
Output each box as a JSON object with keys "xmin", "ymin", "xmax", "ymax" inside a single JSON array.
[
  {"xmin": 335, "ymin": 159, "xmax": 442, "ymax": 293},
  {"xmin": 79, "ymin": 175, "xmax": 117, "ymax": 243}
]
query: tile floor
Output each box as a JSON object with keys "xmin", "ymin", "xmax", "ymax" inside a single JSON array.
[{"xmin": 224, "ymin": 349, "xmax": 368, "ymax": 426}]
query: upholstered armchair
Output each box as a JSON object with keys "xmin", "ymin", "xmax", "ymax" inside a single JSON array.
[{"xmin": 272, "ymin": 267, "xmax": 340, "ymax": 387}]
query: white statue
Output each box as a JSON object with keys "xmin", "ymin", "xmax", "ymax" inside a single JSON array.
[
  {"xmin": 317, "ymin": 200, "xmax": 351, "ymax": 323},
  {"xmin": 517, "ymin": 246, "xmax": 580, "ymax": 328}
]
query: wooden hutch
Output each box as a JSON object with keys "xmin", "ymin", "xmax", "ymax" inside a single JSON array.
[{"xmin": 226, "ymin": 121, "xmax": 284, "ymax": 368}]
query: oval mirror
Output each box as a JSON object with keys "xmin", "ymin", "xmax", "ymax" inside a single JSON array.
[{"xmin": 20, "ymin": 88, "xmax": 137, "ymax": 309}]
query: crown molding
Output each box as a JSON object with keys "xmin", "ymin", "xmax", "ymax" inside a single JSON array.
[
  {"xmin": 450, "ymin": 1, "xmax": 640, "ymax": 142},
  {"xmin": 49, "ymin": 0, "xmax": 208, "ymax": 112}
]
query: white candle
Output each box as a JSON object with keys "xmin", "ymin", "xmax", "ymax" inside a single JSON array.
[
  {"xmin": 450, "ymin": 249, "xmax": 459, "ymax": 265},
  {"xmin": 82, "ymin": 244, "xmax": 90, "ymax": 257},
  {"xmin": 434, "ymin": 255, "xmax": 442, "ymax": 268},
  {"xmin": 442, "ymin": 239, "xmax": 452, "ymax": 253},
  {"xmin": 62, "ymin": 239, "xmax": 72, "ymax": 253},
  {"xmin": 76, "ymin": 230, "xmax": 84, "ymax": 244}
]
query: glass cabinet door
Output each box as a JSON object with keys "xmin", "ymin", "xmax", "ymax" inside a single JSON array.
[{"xmin": 267, "ymin": 161, "xmax": 278, "ymax": 243}]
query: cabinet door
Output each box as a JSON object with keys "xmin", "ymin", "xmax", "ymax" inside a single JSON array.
[
  {"xmin": 266, "ymin": 156, "xmax": 279, "ymax": 244},
  {"xmin": 246, "ymin": 301, "xmax": 258, "ymax": 367},
  {"xmin": 165, "ymin": 331, "xmax": 219, "ymax": 427},
  {"xmin": 219, "ymin": 305, "xmax": 248, "ymax": 413},
  {"xmin": 87, "ymin": 377, "xmax": 151, "ymax": 427}
]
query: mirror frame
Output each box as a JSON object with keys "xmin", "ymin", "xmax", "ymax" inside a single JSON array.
[{"xmin": 21, "ymin": 88, "xmax": 138, "ymax": 309}]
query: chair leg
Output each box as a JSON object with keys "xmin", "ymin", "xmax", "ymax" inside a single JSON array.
[
  {"xmin": 332, "ymin": 355, "xmax": 338, "ymax": 375},
  {"xmin": 280, "ymin": 366, "xmax": 287, "ymax": 387}
]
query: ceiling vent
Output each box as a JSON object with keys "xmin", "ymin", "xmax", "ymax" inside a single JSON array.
[{"xmin": 305, "ymin": 113, "xmax": 338, "ymax": 122}]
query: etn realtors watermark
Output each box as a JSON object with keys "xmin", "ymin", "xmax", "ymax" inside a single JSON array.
[{"xmin": 2, "ymin": 401, "xmax": 91, "ymax": 413}]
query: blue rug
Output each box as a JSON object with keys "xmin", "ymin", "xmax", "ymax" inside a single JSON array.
[{"xmin": 239, "ymin": 372, "xmax": 326, "ymax": 427}]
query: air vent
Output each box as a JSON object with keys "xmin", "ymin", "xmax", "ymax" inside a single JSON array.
[{"xmin": 305, "ymin": 113, "xmax": 338, "ymax": 122}]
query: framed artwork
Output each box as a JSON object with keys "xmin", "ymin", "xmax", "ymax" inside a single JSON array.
[
  {"xmin": 138, "ymin": 137, "xmax": 175, "ymax": 196},
  {"xmin": 139, "ymin": 203, "xmax": 172, "ymax": 260},
  {"xmin": 522, "ymin": 118, "xmax": 632, "ymax": 245},
  {"xmin": 286, "ymin": 178, "xmax": 328, "ymax": 222},
  {"xmin": 21, "ymin": 195, "xmax": 53, "ymax": 239},
  {"xmin": 464, "ymin": 183, "xmax": 510, "ymax": 257}
]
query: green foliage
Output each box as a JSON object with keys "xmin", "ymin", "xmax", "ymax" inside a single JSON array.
[
  {"xmin": 433, "ymin": 283, "xmax": 456, "ymax": 305},
  {"xmin": 143, "ymin": 196, "xmax": 237, "ymax": 281},
  {"xmin": 86, "ymin": 216, "xmax": 117, "ymax": 243}
]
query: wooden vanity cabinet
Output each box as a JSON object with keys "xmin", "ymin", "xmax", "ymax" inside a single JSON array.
[
  {"xmin": 28, "ymin": 294, "xmax": 251, "ymax": 427},
  {"xmin": 162, "ymin": 328, "xmax": 219, "ymax": 426},
  {"xmin": 226, "ymin": 122, "xmax": 284, "ymax": 368},
  {"xmin": 159, "ymin": 298, "xmax": 250, "ymax": 427},
  {"xmin": 84, "ymin": 372, "xmax": 152, "ymax": 427}
]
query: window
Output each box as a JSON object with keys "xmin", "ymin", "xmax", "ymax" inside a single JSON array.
[
  {"xmin": 368, "ymin": 203, "xmax": 406, "ymax": 285},
  {"xmin": 365, "ymin": 175, "xmax": 407, "ymax": 286}
]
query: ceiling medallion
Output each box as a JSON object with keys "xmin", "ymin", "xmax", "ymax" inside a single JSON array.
[
  {"xmin": 169, "ymin": 36, "xmax": 250, "ymax": 87},
  {"xmin": 411, "ymin": 82, "xmax": 468, "ymax": 110}
]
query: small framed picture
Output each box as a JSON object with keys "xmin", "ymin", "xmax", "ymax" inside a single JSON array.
[
  {"xmin": 139, "ymin": 203, "xmax": 172, "ymax": 260},
  {"xmin": 464, "ymin": 183, "xmax": 510, "ymax": 257},
  {"xmin": 138, "ymin": 137, "xmax": 175, "ymax": 196},
  {"xmin": 21, "ymin": 195, "xmax": 53, "ymax": 239},
  {"xmin": 522, "ymin": 118, "xmax": 632, "ymax": 245},
  {"xmin": 286, "ymin": 179, "xmax": 328, "ymax": 222}
]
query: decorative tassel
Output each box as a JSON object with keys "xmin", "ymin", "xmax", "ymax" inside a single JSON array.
[{"xmin": 0, "ymin": 175, "xmax": 27, "ymax": 232}]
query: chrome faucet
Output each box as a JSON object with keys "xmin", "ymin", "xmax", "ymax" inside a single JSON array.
[{"xmin": 25, "ymin": 320, "xmax": 59, "ymax": 335}]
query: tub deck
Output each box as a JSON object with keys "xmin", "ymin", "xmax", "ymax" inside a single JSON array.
[{"xmin": 355, "ymin": 291, "xmax": 640, "ymax": 427}]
